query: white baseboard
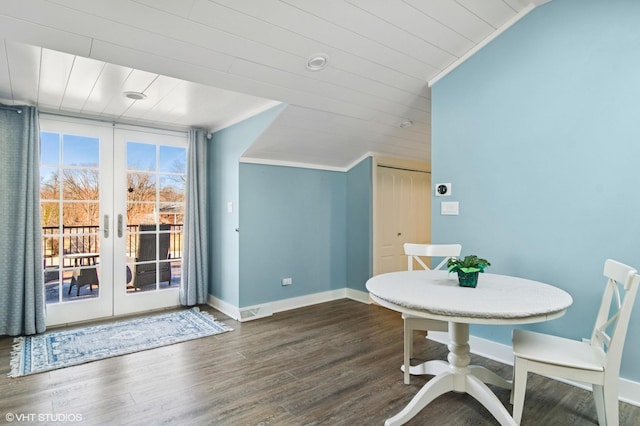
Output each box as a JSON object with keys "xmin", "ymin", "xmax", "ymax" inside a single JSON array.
[
  {"xmin": 426, "ymin": 331, "xmax": 640, "ymax": 407},
  {"xmin": 207, "ymin": 288, "xmax": 370, "ymax": 322},
  {"xmin": 206, "ymin": 295, "xmax": 241, "ymax": 321},
  {"xmin": 345, "ymin": 287, "xmax": 372, "ymax": 304}
]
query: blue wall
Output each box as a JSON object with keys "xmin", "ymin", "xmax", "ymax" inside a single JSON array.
[
  {"xmin": 239, "ymin": 164, "xmax": 347, "ymax": 306},
  {"xmin": 431, "ymin": 0, "xmax": 640, "ymax": 381},
  {"xmin": 208, "ymin": 104, "xmax": 286, "ymax": 306},
  {"xmin": 346, "ymin": 157, "xmax": 373, "ymax": 291}
]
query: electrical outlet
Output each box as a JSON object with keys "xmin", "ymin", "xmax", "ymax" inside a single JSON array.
[{"xmin": 282, "ymin": 277, "xmax": 292, "ymax": 286}]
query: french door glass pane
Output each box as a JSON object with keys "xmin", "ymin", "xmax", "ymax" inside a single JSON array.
[
  {"xmin": 41, "ymin": 131, "xmax": 101, "ymax": 304},
  {"xmin": 62, "ymin": 135, "xmax": 98, "ymax": 167},
  {"xmin": 126, "ymin": 141, "xmax": 185, "ymax": 294}
]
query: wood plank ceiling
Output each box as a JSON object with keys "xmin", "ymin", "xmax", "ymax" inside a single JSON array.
[{"xmin": 0, "ymin": 0, "xmax": 550, "ymax": 170}]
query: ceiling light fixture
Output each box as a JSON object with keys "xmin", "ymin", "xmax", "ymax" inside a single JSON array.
[
  {"xmin": 399, "ymin": 119, "xmax": 413, "ymax": 128},
  {"xmin": 123, "ymin": 91, "xmax": 147, "ymax": 101},
  {"xmin": 306, "ymin": 53, "xmax": 328, "ymax": 71}
]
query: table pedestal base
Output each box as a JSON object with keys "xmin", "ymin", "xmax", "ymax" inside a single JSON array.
[{"xmin": 390, "ymin": 322, "xmax": 514, "ymax": 426}]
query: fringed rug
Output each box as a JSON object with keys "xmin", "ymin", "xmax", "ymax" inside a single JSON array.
[{"xmin": 9, "ymin": 307, "xmax": 232, "ymax": 377}]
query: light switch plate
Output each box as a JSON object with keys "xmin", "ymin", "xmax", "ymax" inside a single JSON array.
[{"xmin": 441, "ymin": 201, "xmax": 459, "ymax": 215}]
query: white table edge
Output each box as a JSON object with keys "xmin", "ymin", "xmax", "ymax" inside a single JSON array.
[{"xmin": 369, "ymin": 293, "xmax": 568, "ymax": 325}]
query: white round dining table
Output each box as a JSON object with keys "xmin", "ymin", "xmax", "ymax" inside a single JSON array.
[{"xmin": 366, "ymin": 270, "xmax": 573, "ymax": 426}]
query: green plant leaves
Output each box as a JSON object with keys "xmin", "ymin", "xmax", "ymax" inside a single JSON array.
[{"xmin": 447, "ymin": 255, "xmax": 491, "ymax": 273}]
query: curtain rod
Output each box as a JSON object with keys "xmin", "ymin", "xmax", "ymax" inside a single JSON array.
[{"xmin": 0, "ymin": 105, "xmax": 23, "ymax": 114}]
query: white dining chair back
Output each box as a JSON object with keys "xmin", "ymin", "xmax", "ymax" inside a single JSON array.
[
  {"xmin": 404, "ymin": 243, "xmax": 462, "ymax": 271},
  {"xmin": 401, "ymin": 243, "xmax": 462, "ymax": 384},
  {"xmin": 511, "ymin": 259, "xmax": 640, "ymax": 426}
]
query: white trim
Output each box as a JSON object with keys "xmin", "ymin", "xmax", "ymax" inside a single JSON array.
[
  {"xmin": 240, "ymin": 151, "xmax": 429, "ymax": 173},
  {"xmin": 207, "ymin": 288, "xmax": 370, "ymax": 322},
  {"xmin": 270, "ymin": 289, "xmax": 347, "ymax": 315},
  {"xmin": 239, "ymin": 156, "xmax": 348, "ymax": 172},
  {"xmin": 426, "ymin": 331, "xmax": 640, "ymax": 407},
  {"xmin": 343, "ymin": 152, "xmax": 374, "ymax": 171},
  {"xmin": 345, "ymin": 288, "xmax": 371, "ymax": 304},
  {"xmin": 207, "ymin": 295, "xmax": 241, "ymax": 321},
  {"xmin": 428, "ymin": 3, "xmax": 539, "ymax": 87},
  {"xmin": 239, "ymin": 304, "xmax": 274, "ymax": 322}
]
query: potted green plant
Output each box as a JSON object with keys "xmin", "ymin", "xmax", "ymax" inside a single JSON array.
[{"xmin": 447, "ymin": 255, "xmax": 491, "ymax": 288}]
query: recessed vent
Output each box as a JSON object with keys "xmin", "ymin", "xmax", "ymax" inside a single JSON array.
[{"xmin": 239, "ymin": 304, "xmax": 273, "ymax": 321}]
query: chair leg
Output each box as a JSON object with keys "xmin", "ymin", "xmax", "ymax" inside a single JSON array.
[
  {"xmin": 404, "ymin": 319, "xmax": 412, "ymax": 384},
  {"xmin": 593, "ymin": 384, "xmax": 605, "ymax": 425},
  {"xmin": 601, "ymin": 383, "xmax": 619, "ymax": 426},
  {"xmin": 68, "ymin": 277, "xmax": 76, "ymax": 295},
  {"xmin": 511, "ymin": 358, "xmax": 528, "ymax": 425}
]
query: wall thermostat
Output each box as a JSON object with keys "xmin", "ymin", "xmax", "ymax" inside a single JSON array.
[{"xmin": 435, "ymin": 183, "xmax": 451, "ymax": 196}]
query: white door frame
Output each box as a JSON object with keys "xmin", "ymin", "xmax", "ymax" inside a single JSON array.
[
  {"xmin": 40, "ymin": 117, "xmax": 115, "ymax": 326},
  {"xmin": 112, "ymin": 127, "xmax": 185, "ymax": 316},
  {"xmin": 41, "ymin": 116, "xmax": 186, "ymax": 325},
  {"xmin": 372, "ymin": 156, "xmax": 431, "ymax": 276}
]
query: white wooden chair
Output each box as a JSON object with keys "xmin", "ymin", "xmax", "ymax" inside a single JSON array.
[
  {"xmin": 511, "ymin": 259, "xmax": 640, "ymax": 425},
  {"xmin": 402, "ymin": 243, "xmax": 462, "ymax": 384}
]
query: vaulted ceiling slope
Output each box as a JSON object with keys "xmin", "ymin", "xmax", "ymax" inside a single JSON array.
[{"xmin": 0, "ymin": 0, "xmax": 550, "ymax": 170}]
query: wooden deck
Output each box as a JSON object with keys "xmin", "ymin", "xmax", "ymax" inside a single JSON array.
[{"xmin": 1, "ymin": 299, "xmax": 638, "ymax": 425}]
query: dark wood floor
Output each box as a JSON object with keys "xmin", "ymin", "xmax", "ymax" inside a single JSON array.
[{"xmin": 1, "ymin": 299, "xmax": 638, "ymax": 425}]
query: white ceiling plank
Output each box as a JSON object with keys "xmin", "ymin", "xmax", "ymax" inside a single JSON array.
[
  {"xmin": 131, "ymin": 0, "xmax": 198, "ymax": 18},
  {"xmin": 0, "ymin": 11, "xmax": 92, "ymax": 58},
  {"xmin": 455, "ymin": 0, "xmax": 519, "ymax": 29},
  {"xmin": 4, "ymin": 42, "xmax": 41, "ymax": 105},
  {"xmin": 126, "ymin": 75, "xmax": 183, "ymax": 120},
  {"xmin": 346, "ymin": 0, "xmax": 474, "ymax": 59},
  {"xmin": 80, "ymin": 62, "xmax": 133, "ymax": 116},
  {"xmin": 273, "ymin": 106, "xmax": 426, "ymax": 146},
  {"xmin": 283, "ymin": 0, "xmax": 455, "ymax": 68},
  {"xmin": 48, "ymin": 0, "xmax": 293, "ymax": 77},
  {"xmin": 404, "ymin": 0, "xmax": 495, "ymax": 43},
  {"xmin": 227, "ymin": 58, "xmax": 429, "ymax": 126},
  {"xmin": 207, "ymin": 0, "xmax": 437, "ymax": 81},
  {"xmin": 38, "ymin": 48, "xmax": 75, "ymax": 108},
  {"xmin": 45, "ymin": 0, "xmax": 432, "ymax": 102},
  {"xmin": 318, "ymin": 67, "xmax": 430, "ymax": 113},
  {"xmin": 101, "ymin": 69, "xmax": 157, "ymax": 117},
  {"xmin": 60, "ymin": 55, "xmax": 106, "ymax": 112},
  {"xmin": 12, "ymin": 0, "xmax": 235, "ymax": 74},
  {"xmin": 89, "ymin": 39, "xmax": 281, "ymax": 103},
  {"xmin": 189, "ymin": 0, "xmax": 432, "ymax": 96}
]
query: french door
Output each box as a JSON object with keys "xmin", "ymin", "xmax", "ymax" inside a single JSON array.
[{"xmin": 40, "ymin": 117, "xmax": 187, "ymax": 326}]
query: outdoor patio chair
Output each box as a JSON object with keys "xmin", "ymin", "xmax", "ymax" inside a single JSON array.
[
  {"xmin": 129, "ymin": 224, "xmax": 172, "ymax": 289},
  {"xmin": 68, "ymin": 266, "xmax": 99, "ymax": 296}
]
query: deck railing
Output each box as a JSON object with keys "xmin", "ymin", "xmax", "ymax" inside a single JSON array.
[{"xmin": 42, "ymin": 224, "xmax": 183, "ymax": 269}]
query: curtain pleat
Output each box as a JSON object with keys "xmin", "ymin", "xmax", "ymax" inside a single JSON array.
[
  {"xmin": 180, "ymin": 129, "xmax": 208, "ymax": 306},
  {"xmin": 0, "ymin": 105, "xmax": 46, "ymax": 336}
]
